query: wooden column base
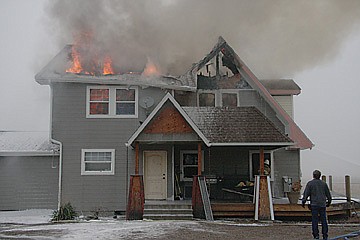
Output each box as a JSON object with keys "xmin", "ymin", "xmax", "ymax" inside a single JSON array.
[
  {"xmin": 258, "ymin": 175, "xmax": 271, "ymax": 220},
  {"xmin": 126, "ymin": 175, "xmax": 144, "ymax": 220},
  {"xmin": 192, "ymin": 176, "xmax": 205, "ymax": 219}
]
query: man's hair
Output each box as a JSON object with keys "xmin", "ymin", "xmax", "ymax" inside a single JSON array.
[{"xmin": 313, "ymin": 170, "xmax": 321, "ymax": 179}]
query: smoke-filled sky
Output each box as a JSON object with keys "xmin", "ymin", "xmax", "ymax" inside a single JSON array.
[{"xmin": 1, "ymin": 0, "xmax": 360, "ymax": 182}]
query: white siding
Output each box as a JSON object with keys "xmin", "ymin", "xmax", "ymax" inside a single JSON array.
[{"xmin": 273, "ymin": 95, "xmax": 293, "ymax": 118}]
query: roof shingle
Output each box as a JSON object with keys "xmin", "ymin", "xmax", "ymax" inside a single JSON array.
[{"xmin": 183, "ymin": 107, "xmax": 293, "ymax": 144}]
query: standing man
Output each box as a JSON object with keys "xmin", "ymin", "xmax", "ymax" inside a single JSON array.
[{"xmin": 302, "ymin": 170, "xmax": 332, "ymax": 240}]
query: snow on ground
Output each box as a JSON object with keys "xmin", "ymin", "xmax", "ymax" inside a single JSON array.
[
  {"xmin": 0, "ymin": 209, "xmax": 53, "ymax": 224},
  {"xmin": 0, "ymin": 209, "xmax": 202, "ymax": 239},
  {"xmin": 0, "ymin": 209, "xmax": 269, "ymax": 239}
]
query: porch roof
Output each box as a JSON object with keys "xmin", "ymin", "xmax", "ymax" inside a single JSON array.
[
  {"xmin": 183, "ymin": 107, "xmax": 293, "ymax": 146},
  {"xmin": 127, "ymin": 93, "xmax": 293, "ymax": 148}
]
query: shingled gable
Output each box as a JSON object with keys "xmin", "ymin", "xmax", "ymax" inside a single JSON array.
[
  {"xmin": 126, "ymin": 93, "xmax": 209, "ymax": 147},
  {"xmin": 187, "ymin": 36, "xmax": 313, "ymax": 150}
]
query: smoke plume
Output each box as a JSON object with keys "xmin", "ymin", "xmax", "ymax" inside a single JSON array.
[{"xmin": 46, "ymin": 0, "xmax": 360, "ymax": 78}]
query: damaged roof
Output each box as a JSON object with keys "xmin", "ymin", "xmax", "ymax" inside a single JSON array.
[
  {"xmin": 183, "ymin": 106, "xmax": 293, "ymax": 146},
  {"xmin": 0, "ymin": 131, "xmax": 59, "ymax": 156},
  {"xmin": 189, "ymin": 36, "xmax": 313, "ymax": 149},
  {"xmin": 35, "ymin": 45, "xmax": 196, "ymax": 91}
]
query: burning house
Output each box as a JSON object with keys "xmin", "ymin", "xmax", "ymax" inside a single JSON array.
[{"xmin": 1, "ymin": 36, "xmax": 314, "ymax": 218}]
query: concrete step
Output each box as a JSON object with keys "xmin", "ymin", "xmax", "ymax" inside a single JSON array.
[
  {"xmin": 144, "ymin": 208, "xmax": 193, "ymax": 215},
  {"xmin": 144, "ymin": 201, "xmax": 193, "ymax": 220},
  {"xmin": 144, "ymin": 204, "xmax": 192, "ymax": 210},
  {"xmin": 143, "ymin": 213, "xmax": 193, "ymax": 220}
]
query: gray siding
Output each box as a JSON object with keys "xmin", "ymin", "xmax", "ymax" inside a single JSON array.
[
  {"xmin": 51, "ymin": 83, "xmax": 167, "ymax": 213},
  {"xmin": 273, "ymin": 148, "xmax": 300, "ymax": 197},
  {"xmin": 0, "ymin": 156, "xmax": 59, "ymax": 210}
]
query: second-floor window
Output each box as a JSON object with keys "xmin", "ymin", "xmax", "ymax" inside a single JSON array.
[
  {"xmin": 87, "ymin": 86, "xmax": 138, "ymax": 118},
  {"xmin": 197, "ymin": 90, "xmax": 239, "ymax": 107},
  {"xmin": 199, "ymin": 93, "xmax": 215, "ymax": 107}
]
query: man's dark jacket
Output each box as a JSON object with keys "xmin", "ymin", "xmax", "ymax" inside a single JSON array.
[{"xmin": 302, "ymin": 179, "xmax": 332, "ymax": 207}]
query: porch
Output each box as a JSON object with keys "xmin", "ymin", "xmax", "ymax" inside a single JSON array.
[{"xmin": 138, "ymin": 199, "xmax": 354, "ymax": 221}]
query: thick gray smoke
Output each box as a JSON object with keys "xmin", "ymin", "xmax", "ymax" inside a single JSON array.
[{"xmin": 46, "ymin": 0, "xmax": 360, "ymax": 78}]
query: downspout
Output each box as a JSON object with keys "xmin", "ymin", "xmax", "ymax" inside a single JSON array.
[
  {"xmin": 52, "ymin": 138, "xmax": 62, "ymax": 210},
  {"xmin": 49, "ymin": 85, "xmax": 63, "ymax": 210}
]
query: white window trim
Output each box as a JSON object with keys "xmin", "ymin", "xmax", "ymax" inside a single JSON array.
[
  {"xmin": 197, "ymin": 90, "xmax": 240, "ymax": 107},
  {"xmin": 180, "ymin": 150, "xmax": 204, "ymax": 181},
  {"xmin": 249, "ymin": 150, "xmax": 274, "ymax": 181},
  {"xmin": 81, "ymin": 149, "xmax": 115, "ymax": 175},
  {"xmin": 86, "ymin": 86, "xmax": 138, "ymax": 118}
]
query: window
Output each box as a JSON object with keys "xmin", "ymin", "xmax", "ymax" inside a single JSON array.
[
  {"xmin": 116, "ymin": 89, "xmax": 136, "ymax": 115},
  {"xmin": 180, "ymin": 151, "xmax": 204, "ymax": 181},
  {"xmin": 81, "ymin": 149, "xmax": 115, "ymax": 175},
  {"xmin": 197, "ymin": 90, "xmax": 239, "ymax": 107},
  {"xmin": 199, "ymin": 93, "xmax": 215, "ymax": 107},
  {"xmin": 86, "ymin": 86, "xmax": 138, "ymax": 118},
  {"xmin": 89, "ymin": 89, "xmax": 109, "ymax": 115},
  {"xmin": 249, "ymin": 151, "xmax": 273, "ymax": 180},
  {"xmin": 222, "ymin": 93, "xmax": 238, "ymax": 107}
]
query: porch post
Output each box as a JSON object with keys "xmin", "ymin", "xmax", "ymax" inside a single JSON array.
[
  {"xmin": 255, "ymin": 147, "xmax": 273, "ymax": 221},
  {"xmin": 198, "ymin": 142, "xmax": 202, "ymax": 176},
  {"xmin": 126, "ymin": 142, "xmax": 144, "ymax": 220},
  {"xmin": 259, "ymin": 147, "xmax": 264, "ymax": 175},
  {"xmin": 135, "ymin": 142, "xmax": 139, "ymax": 175}
]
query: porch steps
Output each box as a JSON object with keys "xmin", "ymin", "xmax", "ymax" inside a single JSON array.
[{"xmin": 143, "ymin": 201, "xmax": 193, "ymax": 220}]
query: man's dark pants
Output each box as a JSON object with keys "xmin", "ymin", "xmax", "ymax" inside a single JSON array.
[{"xmin": 311, "ymin": 205, "xmax": 328, "ymax": 239}]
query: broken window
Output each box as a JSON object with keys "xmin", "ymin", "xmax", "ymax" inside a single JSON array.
[
  {"xmin": 222, "ymin": 93, "xmax": 238, "ymax": 107},
  {"xmin": 199, "ymin": 93, "xmax": 215, "ymax": 107}
]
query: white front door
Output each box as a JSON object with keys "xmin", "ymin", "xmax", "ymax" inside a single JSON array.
[{"xmin": 144, "ymin": 151, "xmax": 167, "ymax": 200}]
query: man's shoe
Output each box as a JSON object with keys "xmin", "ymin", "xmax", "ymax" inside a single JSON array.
[{"xmin": 313, "ymin": 236, "xmax": 319, "ymax": 239}]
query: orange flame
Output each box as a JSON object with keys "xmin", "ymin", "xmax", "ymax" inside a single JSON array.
[
  {"xmin": 66, "ymin": 31, "xmax": 116, "ymax": 75},
  {"xmin": 142, "ymin": 58, "xmax": 161, "ymax": 76},
  {"xmin": 103, "ymin": 56, "xmax": 114, "ymax": 75},
  {"xmin": 66, "ymin": 46, "xmax": 83, "ymax": 73}
]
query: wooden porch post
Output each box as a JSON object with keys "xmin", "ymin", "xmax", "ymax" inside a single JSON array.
[
  {"xmin": 259, "ymin": 147, "xmax": 264, "ymax": 175},
  {"xmin": 135, "ymin": 142, "xmax": 139, "ymax": 175},
  {"xmin": 126, "ymin": 142, "xmax": 144, "ymax": 220},
  {"xmin": 198, "ymin": 142, "xmax": 202, "ymax": 176},
  {"xmin": 256, "ymin": 147, "xmax": 273, "ymax": 221}
]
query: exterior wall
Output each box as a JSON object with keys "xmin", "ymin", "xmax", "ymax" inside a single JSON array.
[
  {"xmin": 51, "ymin": 82, "xmax": 167, "ymax": 213},
  {"xmin": 0, "ymin": 156, "xmax": 59, "ymax": 210},
  {"xmin": 272, "ymin": 148, "xmax": 300, "ymax": 197},
  {"xmin": 273, "ymin": 95, "xmax": 293, "ymax": 118}
]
